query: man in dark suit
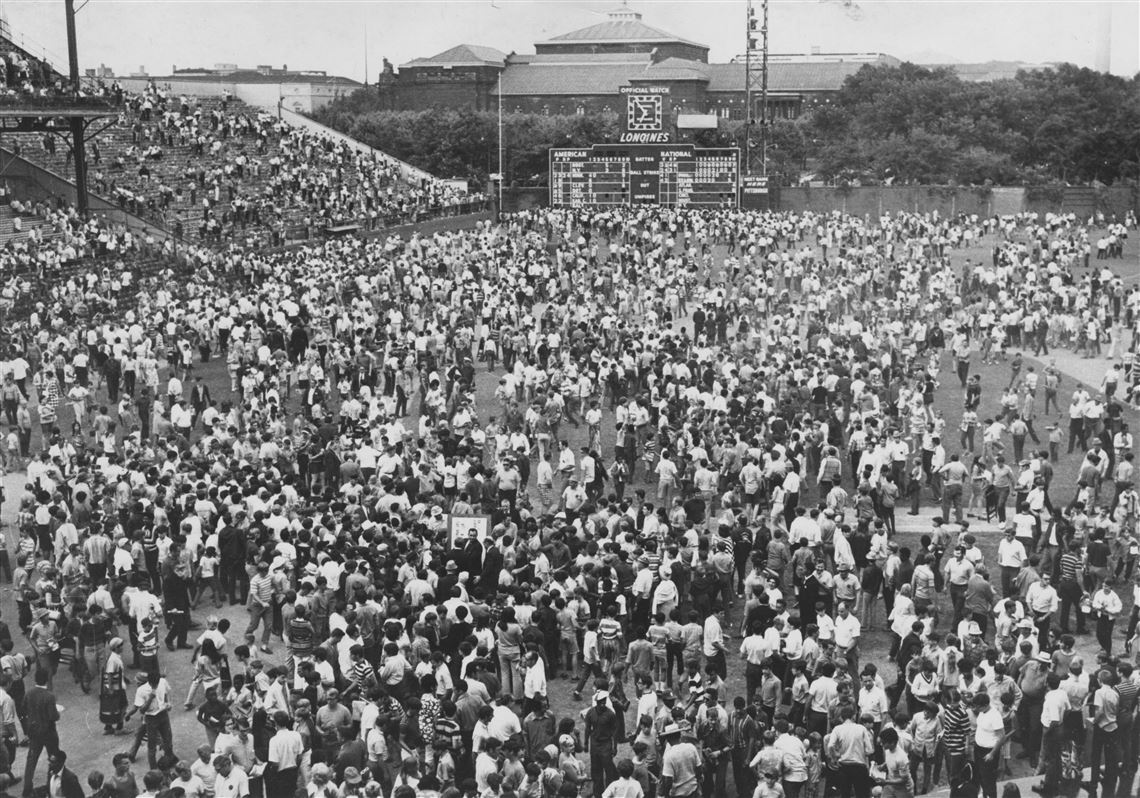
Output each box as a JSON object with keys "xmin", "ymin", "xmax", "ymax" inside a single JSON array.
[
  {"xmin": 479, "ymin": 537, "xmax": 504, "ymax": 592},
  {"xmin": 460, "ymin": 529, "xmax": 484, "ymax": 576},
  {"xmin": 22, "ymin": 668, "xmax": 60, "ymax": 798},
  {"xmin": 46, "ymin": 750, "xmax": 86, "ymax": 798},
  {"xmin": 189, "ymin": 377, "xmax": 212, "ymax": 429}
]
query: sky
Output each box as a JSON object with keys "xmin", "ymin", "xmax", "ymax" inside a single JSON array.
[{"xmin": 1, "ymin": 0, "xmax": 1136, "ymax": 82}]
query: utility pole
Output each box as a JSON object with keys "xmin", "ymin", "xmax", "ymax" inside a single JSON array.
[{"xmin": 64, "ymin": 0, "xmax": 89, "ymax": 216}]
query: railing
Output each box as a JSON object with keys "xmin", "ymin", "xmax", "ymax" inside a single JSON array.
[
  {"xmin": 274, "ymin": 197, "xmax": 492, "ymax": 244},
  {"xmin": 0, "ymin": 93, "xmax": 117, "ymax": 110},
  {"xmin": 0, "ymin": 21, "xmax": 68, "ymax": 80}
]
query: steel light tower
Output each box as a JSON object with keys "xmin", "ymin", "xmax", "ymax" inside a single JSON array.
[{"xmin": 743, "ymin": 0, "xmax": 768, "ymax": 176}]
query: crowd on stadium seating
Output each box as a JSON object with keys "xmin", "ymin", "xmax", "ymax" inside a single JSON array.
[
  {"xmin": 0, "ymin": 189, "xmax": 178, "ymax": 325},
  {"xmin": 12, "ymin": 82, "xmax": 481, "ymax": 245},
  {"xmin": 0, "ymin": 206, "xmax": 1133, "ymax": 798}
]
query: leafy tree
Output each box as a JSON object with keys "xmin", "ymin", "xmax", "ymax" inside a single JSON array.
[{"xmin": 313, "ymin": 66, "xmax": 1140, "ymax": 187}]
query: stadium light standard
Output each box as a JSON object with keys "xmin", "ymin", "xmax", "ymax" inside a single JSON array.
[
  {"xmin": 743, "ymin": 0, "xmax": 769, "ymax": 177},
  {"xmin": 64, "ymin": 0, "xmax": 89, "ymax": 216}
]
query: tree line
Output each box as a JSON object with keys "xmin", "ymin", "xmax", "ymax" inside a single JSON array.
[{"xmin": 312, "ymin": 62, "xmax": 1140, "ymax": 187}]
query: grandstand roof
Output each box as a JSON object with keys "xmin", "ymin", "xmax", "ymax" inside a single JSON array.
[
  {"xmin": 495, "ymin": 62, "xmax": 639, "ymax": 96},
  {"xmin": 704, "ymin": 60, "xmax": 869, "ymax": 92},
  {"xmin": 490, "ymin": 57, "xmax": 864, "ymax": 97},
  {"xmin": 521, "ymin": 52, "xmax": 653, "ymax": 65},
  {"xmin": 403, "ymin": 44, "xmax": 508, "ymax": 69}
]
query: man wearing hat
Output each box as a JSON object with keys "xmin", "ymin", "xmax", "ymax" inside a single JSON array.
[
  {"xmin": 659, "ymin": 722, "xmax": 702, "ymax": 798},
  {"xmin": 584, "ymin": 690, "xmax": 619, "ymax": 798}
]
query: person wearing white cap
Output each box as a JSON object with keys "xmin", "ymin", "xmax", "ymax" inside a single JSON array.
[
  {"xmin": 99, "ymin": 636, "xmax": 128, "ymax": 734},
  {"xmin": 585, "ymin": 690, "xmax": 619, "ymax": 796}
]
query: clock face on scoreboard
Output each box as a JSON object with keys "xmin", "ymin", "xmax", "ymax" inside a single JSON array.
[{"xmin": 626, "ymin": 93, "xmax": 663, "ymax": 132}]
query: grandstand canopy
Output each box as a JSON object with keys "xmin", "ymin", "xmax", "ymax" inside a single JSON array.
[{"xmin": 0, "ymin": 106, "xmax": 112, "ymax": 132}]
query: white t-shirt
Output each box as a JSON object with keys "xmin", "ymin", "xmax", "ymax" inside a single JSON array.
[{"xmin": 974, "ymin": 706, "xmax": 1006, "ymax": 748}]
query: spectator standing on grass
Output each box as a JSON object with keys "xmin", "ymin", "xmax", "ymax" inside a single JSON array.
[{"xmin": 21, "ymin": 668, "xmax": 59, "ymax": 798}]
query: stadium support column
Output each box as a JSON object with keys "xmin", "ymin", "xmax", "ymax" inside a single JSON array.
[{"xmin": 65, "ymin": 0, "xmax": 89, "ymax": 216}]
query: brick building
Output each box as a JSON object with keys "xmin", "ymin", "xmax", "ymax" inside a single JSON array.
[{"xmin": 376, "ymin": 5, "xmax": 898, "ymax": 120}]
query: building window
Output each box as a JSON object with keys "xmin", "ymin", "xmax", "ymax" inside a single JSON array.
[
  {"xmin": 542, "ymin": 105, "xmax": 550, "ymax": 116},
  {"xmin": 576, "ymin": 105, "xmax": 585, "ymax": 115},
  {"xmin": 729, "ymin": 108, "xmax": 743, "ymax": 121}
]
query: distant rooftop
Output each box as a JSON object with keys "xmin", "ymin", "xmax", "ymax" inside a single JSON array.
[
  {"xmin": 149, "ymin": 69, "xmax": 360, "ymax": 86},
  {"xmin": 536, "ymin": 6, "xmax": 706, "ymax": 49},
  {"xmin": 402, "ymin": 44, "xmax": 508, "ymax": 69}
]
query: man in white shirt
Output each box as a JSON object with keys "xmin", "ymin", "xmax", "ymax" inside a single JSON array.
[
  {"xmin": 972, "ymin": 692, "xmax": 1013, "ymax": 797},
  {"xmin": 1026, "ymin": 573, "xmax": 1060, "ymax": 650},
  {"xmin": 522, "ymin": 649, "xmax": 547, "ymax": 714},
  {"xmin": 1091, "ymin": 582, "xmax": 1123, "ymax": 655},
  {"xmin": 266, "ymin": 710, "xmax": 303, "ymax": 795},
  {"xmin": 488, "ymin": 694, "xmax": 522, "ymax": 741},
  {"xmin": 703, "ymin": 604, "xmax": 727, "ymax": 679},
  {"xmin": 996, "ymin": 528, "xmax": 1027, "ymax": 598},
  {"xmin": 213, "ymin": 754, "xmax": 250, "ymax": 798},
  {"xmin": 1036, "ymin": 671, "xmax": 1071, "ymax": 793},
  {"xmin": 833, "ymin": 602, "xmax": 861, "ymax": 680}
]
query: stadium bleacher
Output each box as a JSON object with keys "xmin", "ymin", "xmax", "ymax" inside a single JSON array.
[{"xmin": 5, "ymin": 85, "xmax": 481, "ymax": 245}]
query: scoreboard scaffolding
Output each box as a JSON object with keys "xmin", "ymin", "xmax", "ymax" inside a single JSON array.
[{"xmin": 549, "ymin": 145, "xmax": 740, "ymax": 207}]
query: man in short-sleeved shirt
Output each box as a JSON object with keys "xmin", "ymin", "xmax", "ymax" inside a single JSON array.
[
  {"xmin": 213, "ymin": 755, "xmax": 250, "ymax": 798},
  {"xmin": 660, "ymin": 730, "xmax": 702, "ymax": 797}
]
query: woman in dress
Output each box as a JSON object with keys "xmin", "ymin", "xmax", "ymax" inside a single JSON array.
[
  {"xmin": 184, "ymin": 637, "xmax": 222, "ymax": 710},
  {"xmin": 99, "ymin": 637, "xmax": 127, "ymax": 734}
]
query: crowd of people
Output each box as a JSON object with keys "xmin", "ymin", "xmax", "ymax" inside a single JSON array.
[
  {"xmin": 0, "ymin": 203, "xmax": 1133, "ymax": 798},
  {"xmin": 14, "ymin": 82, "xmax": 482, "ymax": 248},
  {"xmin": 0, "ymin": 187, "xmax": 175, "ymax": 326}
]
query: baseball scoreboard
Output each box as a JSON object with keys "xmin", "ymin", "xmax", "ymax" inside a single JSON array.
[{"xmin": 549, "ymin": 145, "xmax": 740, "ymax": 208}]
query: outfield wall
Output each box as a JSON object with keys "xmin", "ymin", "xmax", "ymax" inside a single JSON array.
[{"xmin": 504, "ymin": 184, "xmax": 1138, "ymax": 218}]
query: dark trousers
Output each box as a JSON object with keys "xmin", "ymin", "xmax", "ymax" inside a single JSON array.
[
  {"xmin": 1039, "ymin": 724, "xmax": 1063, "ymax": 796},
  {"xmin": 21, "ymin": 727, "xmax": 60, "ymax": 798},
  {"xmin": 834, "ymin": 762, "xmax": 870, "ymax": 798},
  {"xmin": 707, "ymin": 650, "xmax": 727, "ymax": 680},
  {"xmin": 164, "ymin": 609, "xmax": 189, "ymax": 648},
  {"xmin": 973, "ymin": 745, "xmax": 999, "ymax": 798},
  {"xmin": 1096, "ymin": 612, "xmax": 1116, "ymax": 655},
  {"xmin": 1000, "ymin": 565, "xmax": 1019, "ymax": 598},
  {"xmin": 589, "ymin": 747, "xmax": 617, "ymax": 798},
  {"xmin": 731, "ymin": 747, "xmax": 754, "ymax": 798},
  {"xmin": 1091, "ymin": 725, "xmax": 1120, "ymax": 796},
  {"xmin": 1059, "ymin": 580, "xmax": 1087, "ymax": 632},
  {"xmin": 268, "ymin": 766, "xmax": 298, "ymax": 795},
  {"xmin": 144, "ymin": 710, "xmax": 174, "ymax": 769}
]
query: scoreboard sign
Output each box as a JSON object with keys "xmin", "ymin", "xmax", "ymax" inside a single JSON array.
[
  {"xmin": 549, "ymin": 145, "xmax": 740, "ymax": 208},
  {"xmin": 620, "ymin": 86, "xmax": 671, "ymax": 144}
]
